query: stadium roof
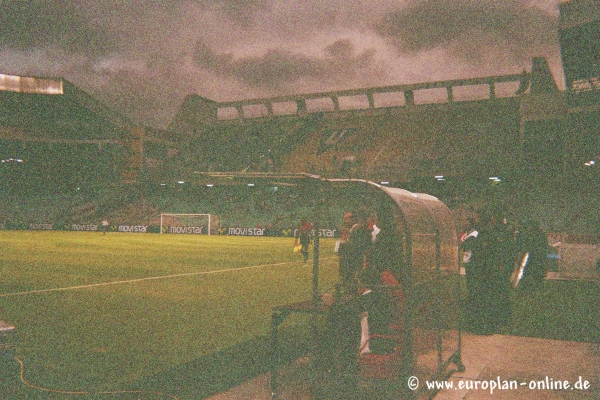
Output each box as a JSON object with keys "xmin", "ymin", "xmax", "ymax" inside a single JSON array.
[
  {"xmin": 0, "ymin": 73, "xmax": 134, "ymax": 142},
  {"xmin": 193, "ymin": 171, "xmax": 397, "ymax": 192}
]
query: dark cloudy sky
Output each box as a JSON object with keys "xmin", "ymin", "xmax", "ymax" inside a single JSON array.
[{"xmin": 0, "ymin": 0, "xmax": 565, "ymax": 129}]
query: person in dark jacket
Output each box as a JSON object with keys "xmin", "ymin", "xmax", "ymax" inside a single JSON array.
[
  {"xmin": 468, "ymin": 208, "xmax": 516, "ymax": 333},
  {"xmin": 342, "ymin": 207, "xmax": 372, "ymax": 288},
  {"xmin": 462, "ymin": 214, "xmax": 481, "ymax": 330},
  {"xmin": 337, "ymin": 212, "xmax": 356, "ymax": 285},
  {"xmin": 295, "ymin": 218, "xmax": 312, "ymax": 262}
]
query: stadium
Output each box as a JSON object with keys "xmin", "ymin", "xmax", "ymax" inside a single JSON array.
[{"xmin": 0, "ymin": 0, "xmax": 598, "ymax": 399}]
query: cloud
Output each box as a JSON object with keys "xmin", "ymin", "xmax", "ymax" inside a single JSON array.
[
  {"xmin": 88, "ymin": 61, "xmax": 201, "ymax": 129},
  {"xmin": 193, "ymin": 38, "xmax": 377, "ymax": 89},
  {"xmin": 209, "ymin": 0, "xmax": 271, "ymax": 27},
  {"xmin": 374, "ymin": 0, "xmax": 558, "ymax": 66},
  {"xmin": 0, "ymin": 0, "xmax": 115, "ymax": 57},
  {"xmin": 0, "ymin": 0, "xmax": 565, "ymax": 129}
]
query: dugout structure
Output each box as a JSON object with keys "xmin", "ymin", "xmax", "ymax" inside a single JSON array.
[
  {"xmin": 159, "ymin": 213, "xmax": 217, "ymax": 235},
  {"xmin": 194, "ymin": 172, "xmax": 461, "ymax": 399}
]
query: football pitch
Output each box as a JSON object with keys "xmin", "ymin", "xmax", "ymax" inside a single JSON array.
[
  {"xmin": 0, "ymin": 231, "xmax": 598, "ymax": 399},
  {"xmin": 0, "ymin": 231, "xmax": 339, "ymax": 398}
]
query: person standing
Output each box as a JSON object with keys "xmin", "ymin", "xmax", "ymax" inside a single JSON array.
[
  {"xmin": 358, "ymin": 211, "xmax": 406, "ymax": 355},
  {"xmin": 101, "ymin": 219, "xmax": 109, "ymax": 235},
  {"xmin": 461, "ymin": 214, "xmax": 480, "ymax": 330},
  {"xmin": 295, "ymin": 218, "xmax": 312, "ymax": 262},
  {"xmin": 337, "ymin": 212, "xmax": 355, "ymax": 284},
  {"xmin": 469, "ymin": 208, "xmax": 515, "ymax": 333},
  {"xmin": 342, "ymin": 207, "xmax": 372, "ymax": 288}
]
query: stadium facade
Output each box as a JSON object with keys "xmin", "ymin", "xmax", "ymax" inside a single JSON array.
[{"xmin": 0, "ymin": 0, "xmax": 598, "ymax": 232}]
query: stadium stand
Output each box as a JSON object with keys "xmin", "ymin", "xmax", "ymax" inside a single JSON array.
[{"xmin": 0, "ymin": 2, "xmax": 598, "ymax": 235}]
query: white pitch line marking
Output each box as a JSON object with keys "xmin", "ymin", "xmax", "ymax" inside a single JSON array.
[{"xmin": 0, "ymin": 259, "xmax": 334, "ymax": 298}]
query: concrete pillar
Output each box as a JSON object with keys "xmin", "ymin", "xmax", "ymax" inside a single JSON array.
[
  {"xmin": 236, "ymin": 105, "xmax": 244, "ymax": 119},
  {"xmin": 367, "ymin": 93, "xmax": 375, "ymax": 108},
  {"xmin": 296, "ymin": 99, "xmax": 307, "ymax": 114},
  {"xmin": 404, "ymin": 90, "xmax": 414, "ymax": 106},
  {"xmin": 331, "ymin": 96, "xmax": 339, "ymax": 111}
]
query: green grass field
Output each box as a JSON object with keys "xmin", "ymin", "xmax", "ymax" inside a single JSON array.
[
  {"xmin": 0, "ymin": 231, "xmax": 597, "ymax": 399},
  {"xmin": 0, "ymin": 231, "xmax": 340, "ymax": 398}
]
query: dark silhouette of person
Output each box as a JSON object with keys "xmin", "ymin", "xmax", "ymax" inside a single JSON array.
[
  {"xmin": 462, "ymin": 214, "xmax": 481, "ymax": 331},
  {"xmin": 295, "ymin": 218, "xmax": 312, "ymax": 262},
  {"xmin": 338, "ymin": 212, "xmax": 356, "ymax": 285},
  {"xmin": 468, "ymin": 208, "xmax": 515, "ymax": 333},
  {"xmin": 342, "ymin": 207, "xmax": 372, "ymax": 288}
]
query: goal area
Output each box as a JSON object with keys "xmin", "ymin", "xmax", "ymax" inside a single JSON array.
[{"xmin": 160, "ymin": 213, "xmax": 218, "ymax": 235}]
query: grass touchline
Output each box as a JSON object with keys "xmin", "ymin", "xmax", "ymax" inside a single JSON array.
[{"xmin": 0, "ymin": 260, "xmax": 310, "ymax": 298}]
